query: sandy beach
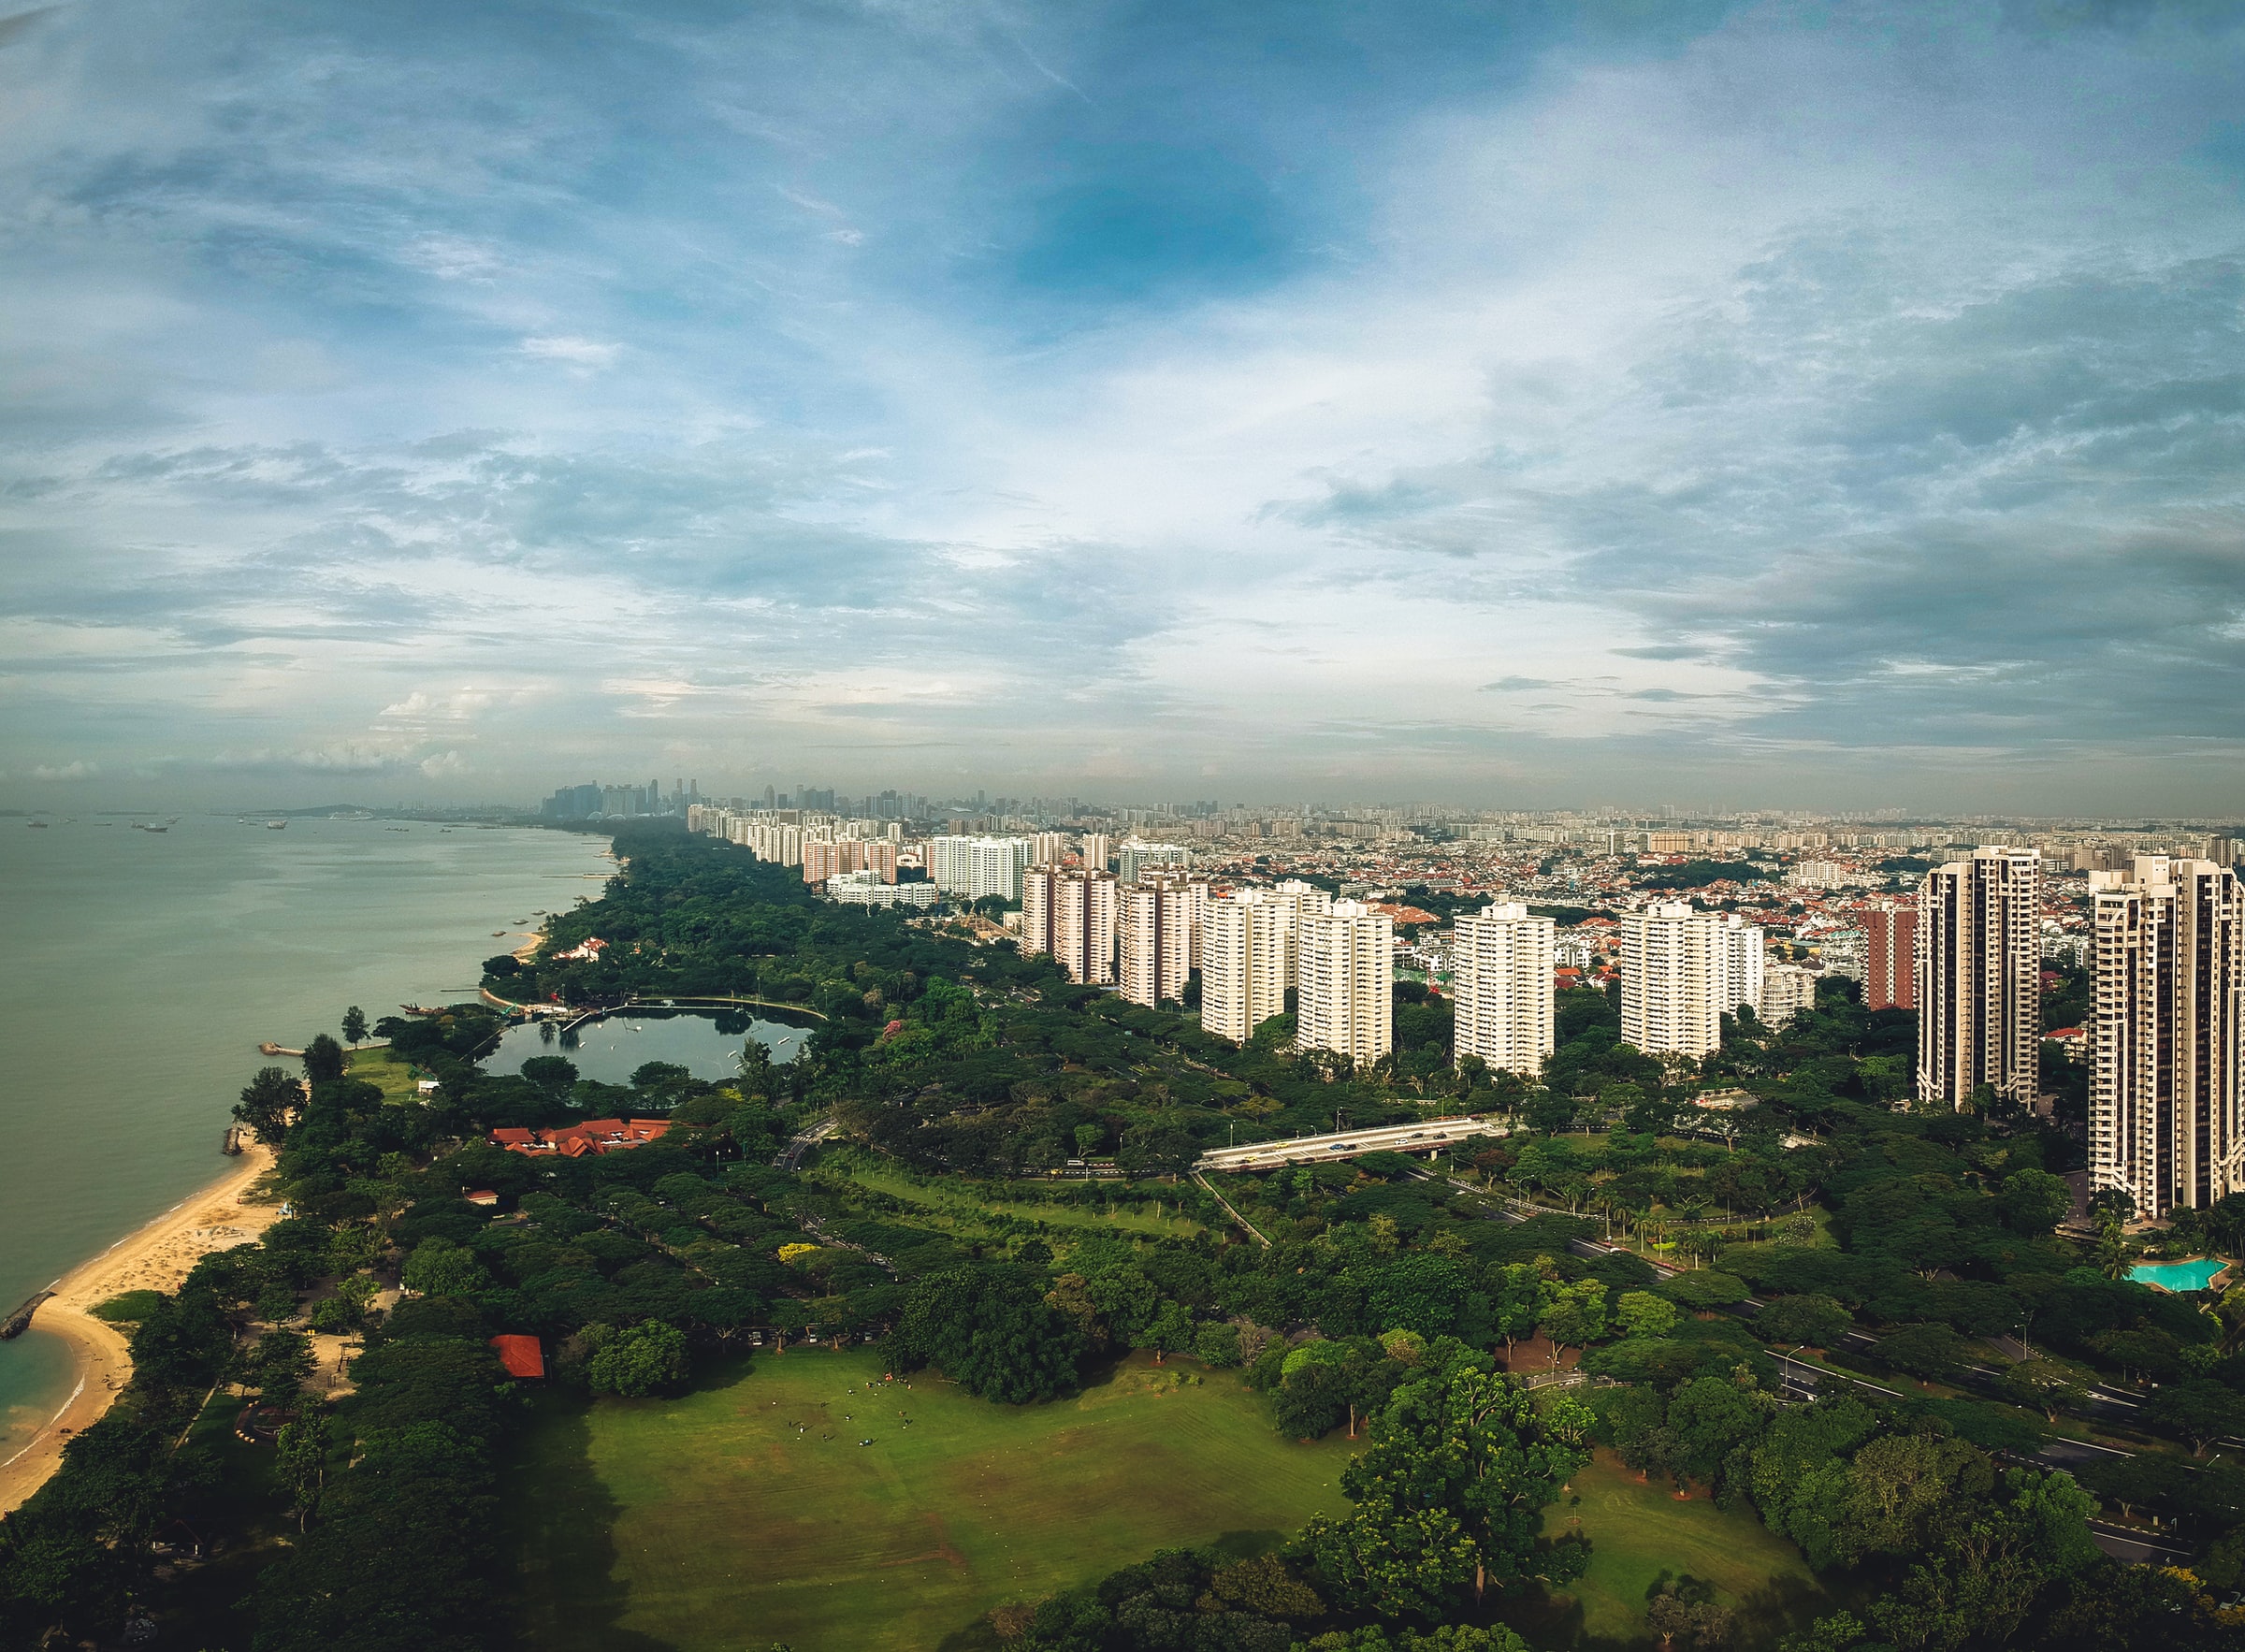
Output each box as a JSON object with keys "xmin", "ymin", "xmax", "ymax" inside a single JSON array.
[{"xmin": 0, "ymin": 1142, "xmax": 282, "ymax": 1516}]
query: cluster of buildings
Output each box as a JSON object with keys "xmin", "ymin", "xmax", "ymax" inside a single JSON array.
[
  {"xmin": 1916, "ymin": 846, "xmax": 2242, "ymax": 1225},
  {"xmin": 489, "ymin": 1117, "xmax": 674, "ymax": 1157},
  {"xmin": 674, "ymin": 794, "xmax": 2244, "ymax": 1225}
]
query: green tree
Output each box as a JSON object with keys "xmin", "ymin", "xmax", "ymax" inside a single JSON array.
[
  {"xmin": 1297, "ymin": 1364, "xmax": 1589, "ymax": 1613},
  {"xmin": 234, "ymin": 1065, "xmax": 300, "ymax": 1145},
  {"xmin": 400, "ymin": 1238, "xmax": 492, "ymax": 1299},
  {"xmin": 2146, "ymin": 1379, "xmax": 2245, "ymax": 1456},
  {"xmin": 1137, "ymin": 1299, "xmax": 1195, "ymax": 1365},
  {"xmin": 341, "ymin": 1006, "xmax": 368, "ymax": 1047},
  {"xmin": 1487, "ymin": 1264, "xmax": 1552, "ymax": 1364},
  {"xmin": 1538, "ymin": 1281, "xmax": 1607, "ymax": 1369},
  {"xmin": 585, "ymin": 1320, "xmax": 691, "ymax": 1397},
  {"xmin": 242, "ymin": 1327, "xmax": 315, "ymax": 1410},
  {"xmin": 1999, "ymin": 1357, "xmax": 2090, "ymax": 1425},
  {"xmin": 886, "ymin": 1268, "xmax": 1083, "ymax": 1403},
  {"xmin": 273, "ymin": 1410, "xmax": 331, "ymax": 1529},
  {"xmin": 519, "ymin": 1054, "xmax": 580, "ymax": 1096},
  {"xmin": 1998, "ymin": 1169, "xmax": 2071, "ymax": 1237},
  {"xmin": 302, "ymin": 1033, "xmax": 346, "ymax": 1083},
  {"xmin": 1194, "ymin": 1322, "xmax": 1242, "ymax": 1368},
  {"xmin": 1754, "ymin": 1294, "xmax": 1853, "ymax": 1349},
  {"xmin": 1614, "ymin": 1290, "xmax": 1679, "ymax": 1340}
]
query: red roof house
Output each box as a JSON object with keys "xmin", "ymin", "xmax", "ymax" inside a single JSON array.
[{"xmin": 489, "ymin": 1335, "xmax": 545, "ymax": 1379}]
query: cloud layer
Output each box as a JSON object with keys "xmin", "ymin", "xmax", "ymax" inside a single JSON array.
[{"xmin": 0, "ymin": 0, "xmax": 2240, "ymax": 810}]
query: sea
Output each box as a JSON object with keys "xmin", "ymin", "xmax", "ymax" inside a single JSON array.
[{"xmin": 0, "ymin": 812, "xmax": 615, "ymax": 1466}]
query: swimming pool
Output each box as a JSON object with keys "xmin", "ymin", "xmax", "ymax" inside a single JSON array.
[{"xmin": 2128, "ymin": 1258, "xmax": 2229, "ymax": 1292}]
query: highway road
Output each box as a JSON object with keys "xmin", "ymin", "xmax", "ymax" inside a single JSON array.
[{"xmin": 1197, "ymin": 1115, "xmax": 1506, "ymax": 1173}]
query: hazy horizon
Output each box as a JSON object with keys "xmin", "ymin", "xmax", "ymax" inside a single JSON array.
[{"xmin": 4, "ymin": 2, "xmax": 2241, "ymax": 814}]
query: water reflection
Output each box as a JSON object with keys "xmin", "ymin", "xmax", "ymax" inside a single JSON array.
[{"xmin": 482, "ymin": 1008, "xmax": 813, "ymax": 1085}]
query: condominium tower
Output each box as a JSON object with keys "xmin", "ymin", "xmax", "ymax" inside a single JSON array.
[
  {"xmin": 1021, "ymin": 865, "xmax": 1118, "ymax": 986},
  {"xmin": 2089, "ymin": 856, "xmax": 2243, "ymax": 1218},
  {"xmin": 1201, "ymin": 892, "xmax": 1292, "ymax": 1043},
  {"xmin": 1296, "ymin": 901, "xmax": 1393, "ymax": 1065},
  {"xmin": 1119, "ymin": 879, "xmax": 1191, "ymax": 1008},
  {"xmin": 1452, "ymin": 903, "xmax": 1554, "ymax": 1078},
  {"xmin": 1620, "ymin": 905, "xmax": 1765, "ymax": 1059},
  {"xmin": 1917, "ymin": 847, "xmax": 2042, "ymax": 1109},
  {"xmin": 1863, "ymin": 906, "xmax": 1916, "ymax": 1011}
]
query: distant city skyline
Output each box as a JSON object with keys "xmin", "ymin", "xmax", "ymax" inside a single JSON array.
[{"xmin": 3, "ymin": 4, "xmax": 2241, "ymax": 811}]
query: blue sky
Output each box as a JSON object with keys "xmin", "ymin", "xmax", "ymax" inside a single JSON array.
[{"xmin": 1, "ymin": 0, "xmax": 2241, "ymax": 811}]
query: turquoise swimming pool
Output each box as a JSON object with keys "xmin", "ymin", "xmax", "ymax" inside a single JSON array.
[{"xmin": 2129, "ymin": 1258, "xmax": 2229, "ymax": 1292}]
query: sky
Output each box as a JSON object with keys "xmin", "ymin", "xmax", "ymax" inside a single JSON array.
[{"xmin": 1, "ymin": 0, "xmax": 2241, "ymax": 814}]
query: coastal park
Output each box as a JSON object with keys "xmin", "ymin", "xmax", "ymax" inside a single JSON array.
[{"xmin": 506, "ymin": 1347, "xmax": 1355, "ymax": 1652}]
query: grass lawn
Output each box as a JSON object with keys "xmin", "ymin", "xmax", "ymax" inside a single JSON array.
[
  {"xmin": 843, "ymin": 1164, "xmax": 1208, "ymax": 1240},
  {"xmin": 508, "ymin": 1348, "xmax": 1353, "ymax": 1652},
  {"xmin": 346, "ymin": 1044, "xmax": 426, "ymax": 1102},
  {"xmin": 1504, "ymin": 1449, "xmax": 1834, "ymax": 1650}
]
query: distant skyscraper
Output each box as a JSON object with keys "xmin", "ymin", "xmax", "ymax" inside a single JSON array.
[
  {"xmin": 1202, "ymin": 893, "xmax": 1292, "ymax": 1043},
  {"xmin": 1022, "ymin": 865, "xmax": 1117, "ymax": 985},
  {"xmin": 1453, "ymin": 903, "xmax": 1554, "ymax": 1079},
  {"xmin": 1118, "ymin": 838, "xmax": 1190, "ymax": 884},
  {"xmin": 1917, "ymin": 847, "xmax": 2042, "ymax": 1109},
  {"xmin": 2090, "ymin": 856, "xmax": 2243, "ymax": 1218},
  {"xmin": 1296, "ymin": 901, "xmax": 1393, "ymax": 1065},
  {"xmin": 1863, "ymin": 907, "xmax": 1916, "ymax": 1010},
  {"xmin": 1119, "ymin": 880, "xmax": 1191, "ymax": 1007}
]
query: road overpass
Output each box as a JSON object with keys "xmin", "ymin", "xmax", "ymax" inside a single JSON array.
[{"xmin": 1197, "ymin": 1115, "xmax": 1506, "ymax": 1173}]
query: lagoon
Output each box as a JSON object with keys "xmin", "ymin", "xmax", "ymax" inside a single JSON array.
[{"xmin": 482, "ymin": 1007, "xmax": 815, "ymax": 1085}]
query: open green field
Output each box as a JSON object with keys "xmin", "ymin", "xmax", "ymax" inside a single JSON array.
[
  {"xmin": 842, "ymin": 1163, "xmax": 1209, "ymax": 1240},
  {"xmin": 345, "ymin": 1044, "xmax": 426, "ymax": 1101},
  {"xmin": 1509, "ymin": 1449, "xmax": 1833, "ymax": 1649},
  {"xmin": 508, "ymin": 1349, "xmax": 1354, "ymax": 1652}
]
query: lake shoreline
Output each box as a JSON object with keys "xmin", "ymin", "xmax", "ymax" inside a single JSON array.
[{"xmin": 0, "ymin": 1142, "xmax": 281, "ymax": 1516}]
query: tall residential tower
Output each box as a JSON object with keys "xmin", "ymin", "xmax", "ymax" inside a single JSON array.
[{"xmin": 1917, "ymin": 847, "xmax": 2042, "ymax": 1109}]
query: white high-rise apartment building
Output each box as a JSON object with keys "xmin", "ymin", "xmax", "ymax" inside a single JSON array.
[
  {"xmin": 1296, "ymin": 901, "xmax": 1393, "ymax": 1065},
  {"xmin": 1201, "ymin": 892, "xmax": 1293, "ymax": 1043},
  {"xmin": 1453, "ymin": 903, "xmax": 1554, "ymax": 1078},
  {"xmin": 2090, "ymin": 856, "xmax": 2243, "ymax": 1218},
  {"xmin": 1031, "ymin": 832, "xmax": 1070, "ymax": 868},
  {"xmin": 1918, "ymin": 847, "xmax": 2042, "ymax": 1109},
  {"xmin": 969, "ymin": 836, "xmax": 1032, "ymax": 903},
  {"xmin": 928, "ymin": 834, "xmax": 978, "ymax": 894},
  {"xmin": 1713, "ymin": 913, "xmax": 1766, "ymax": 1020},
  {"xmin": 1620, "ymin": 903, "xmax": 1723, "ymax": 1058},
  {"xmin": 1021, "ymin": 865, "xmax": 1118, "ymax": 985},
  {"xmin": 1119, "ymin": 880, "xmax": 1191, "ymax": 1007},
  {"xmin": 1080, "ymin": 833, "xmax": 1113, "ymax": 873},
  {"xmin": 1268, "ymin": 878, "xmax": 1334, "ymax": 987}
]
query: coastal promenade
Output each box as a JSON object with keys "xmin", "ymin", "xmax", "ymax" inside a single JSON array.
[{"xmin": 0, "ymin": 1143, "xmax": 282, "ymax": 1515}]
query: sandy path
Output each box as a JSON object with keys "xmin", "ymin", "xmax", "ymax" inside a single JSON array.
[{"xmin": 0, "ymin": 1143, "xmax": 282, "ymax": 1515}]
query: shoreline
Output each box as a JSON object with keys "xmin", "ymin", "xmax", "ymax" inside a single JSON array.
[{"xmin": 0, "ymin": 1141, "xmax": 282, "ymax": 1516}]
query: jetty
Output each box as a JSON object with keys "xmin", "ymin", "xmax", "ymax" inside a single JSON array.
[
  {"xmin": 0, "ymin": 1291, "xmax": 53, "ymax": 1341},
  {"xmin": 256, "ymin": 1041, "xmax": 304, "ymax": 1058}
]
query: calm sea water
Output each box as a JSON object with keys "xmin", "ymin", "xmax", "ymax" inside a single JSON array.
[{"xmin": 0, "ymin": 814, "xmax": 613, "ymax": 1462}]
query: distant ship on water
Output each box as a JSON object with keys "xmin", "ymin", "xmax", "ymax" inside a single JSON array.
[{"xmin": 267, "ymin": 819, "xmax": 287, "ymax": 830}]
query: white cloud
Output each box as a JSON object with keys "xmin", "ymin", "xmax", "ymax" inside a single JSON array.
[{"xmin": 517, "ymin": 336, "xmax": 620, "ymax": 369}]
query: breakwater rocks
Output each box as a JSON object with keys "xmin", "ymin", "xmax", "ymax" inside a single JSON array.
[{"xmin": 1, "ymin": 1291, "xmax": 53, "ymax": 1340}]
